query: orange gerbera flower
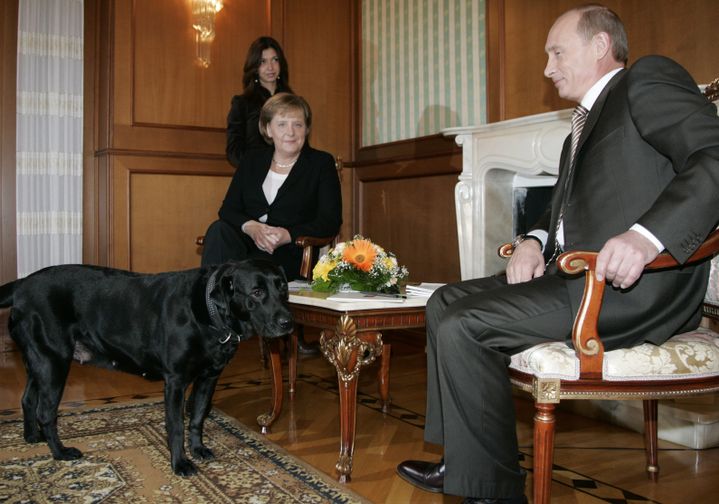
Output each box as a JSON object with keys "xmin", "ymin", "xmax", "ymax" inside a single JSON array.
[{"xmin": 342, "ymin": 239, "xmax": 377, "ymax": 272}]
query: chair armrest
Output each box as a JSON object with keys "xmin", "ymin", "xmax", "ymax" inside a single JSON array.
[
  {"xmin": 498, "ymin": 229, "xmax": 719, "ymax": 379},
  {"xmin": 498, "ymin": 242, "xmax": 514, "ymax": 258},
  {"xmin": 195, "ymin": 233, "xmax": 336, "ymax": 280},
  {"xmin": 498, "ymin": 229, "xmax": 719, "ymax": 264},
  {"xmin": 557, "ymin": 229, "xmax": 719, "ymax": 379},
  {"xmin": 295, "ymin": 236, "xmax": 337, "ymax": 248},
  {"xmin": 295, "ymin": 235, "xmax": 338, "ymax": 280},
  {"xmin": 555, "ymin": 251, "xmax": 606, "ymax": 378},
  {"xmin": 497, "ymin": 240, "xmax": 606, "ymax": 378}
]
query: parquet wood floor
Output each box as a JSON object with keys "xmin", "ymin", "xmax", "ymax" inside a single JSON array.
[{"xmin": 1, "ymin": 310, "xmax": 716, "ymax": 503}]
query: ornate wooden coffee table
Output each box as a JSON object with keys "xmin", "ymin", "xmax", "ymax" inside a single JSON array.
[{"xmin": 257, "ymin": 291, "xmax": 427, "ymax": 482}]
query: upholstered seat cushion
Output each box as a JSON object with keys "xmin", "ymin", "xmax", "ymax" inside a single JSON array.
[{"xmin": 509, "ymin": 327, "xmax": 719, "ymax": 381}]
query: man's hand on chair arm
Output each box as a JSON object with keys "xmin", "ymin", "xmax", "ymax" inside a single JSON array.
[
  {"xmin": 596, "ymin": 229, "xmax": 661, "ymax": 289},
  {"xmin": 507, "ymin": 239, "xmax": 546, "ymax": 284}
]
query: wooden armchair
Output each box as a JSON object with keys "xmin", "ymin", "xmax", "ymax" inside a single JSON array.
[
  {"xmin": 496, "ymin": 77, "xmax": 719, "ymax": 504},
  {"xmin": 264, "ymin": 234, "xmax": 337, "ymax": 411},
  {"xmin": 499, "ymin": 229, "xmax": 719, "ymax": 504}
]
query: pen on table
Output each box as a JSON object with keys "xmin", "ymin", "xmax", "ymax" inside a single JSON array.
[{"xmin": 360, "ymin": 291, "xmax": 407, "ymax": 299}]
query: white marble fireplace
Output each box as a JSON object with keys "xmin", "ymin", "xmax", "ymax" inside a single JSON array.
[
  {"xmin": 442, "ymin": 110, "xmax": 719, "ymax": 449},
  {"xmin": 443, "ymin": 109, "xmax": 571, "ymax": 279}
]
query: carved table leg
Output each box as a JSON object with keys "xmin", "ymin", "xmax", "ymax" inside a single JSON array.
[
  {"xmin": 289, "ymin": 327, "xmax": 298, "ymax": 398},
  {"xmin": 257, "ymin": 337, "xmax": 284, "ymax": 434},
  {"xmin": 378, "ymin": 343, "xmax": 391, "ymax": 412},
  {"xmin": 336, "ymin": 368, "xmax": 359, "ymax": 483},
  {"xmin": 320, "ymin": 314, "xmax": 383, "ymax": 483}
]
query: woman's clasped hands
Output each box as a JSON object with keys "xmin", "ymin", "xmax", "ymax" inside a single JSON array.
[{"xmin": 243, "ymin": 221, "xmax": 290, "ymax": 254}]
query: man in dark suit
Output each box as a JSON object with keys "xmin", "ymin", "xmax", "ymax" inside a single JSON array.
[{"xmin": 397, "ymin": 5, "xmax": 719, "ymax": 503}]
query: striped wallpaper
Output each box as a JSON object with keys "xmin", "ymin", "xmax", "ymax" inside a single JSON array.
[{"xmin": 361, "ymin": 0, "xmax": 486, "ymax": 147}]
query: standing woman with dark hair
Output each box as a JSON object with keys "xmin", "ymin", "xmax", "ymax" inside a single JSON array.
[{"xmin": 226, "ymin": 36, "xmax": 293, "ymax": 168}]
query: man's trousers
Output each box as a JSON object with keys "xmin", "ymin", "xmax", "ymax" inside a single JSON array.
[{"xmin": 424, "ymin": 272, "xmax": 574, "ymax": 498}]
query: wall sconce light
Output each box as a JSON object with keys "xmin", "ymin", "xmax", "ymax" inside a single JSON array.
[{"xmin": 191, "ymin": 0, "xmax": 223, "ymax": 68}]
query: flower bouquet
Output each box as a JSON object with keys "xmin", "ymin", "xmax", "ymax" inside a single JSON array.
[{"xmin": 311, "ymin": 236, "xmax": 409, "ymax": 294}]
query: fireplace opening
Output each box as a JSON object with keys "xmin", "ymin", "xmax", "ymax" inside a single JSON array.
[{"xmin": 513, "ymin": 185, "xmax": 553, "ymax": 237}]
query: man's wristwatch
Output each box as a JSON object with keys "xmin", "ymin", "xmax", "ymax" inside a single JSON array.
[{"xmin": 511, "ymin": 234, "xmax": 542, "ymax": 250}]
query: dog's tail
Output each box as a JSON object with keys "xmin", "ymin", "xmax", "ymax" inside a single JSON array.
[{"xmin": 0, "ymin": 280, "xmax": 20, "ymax": 308}]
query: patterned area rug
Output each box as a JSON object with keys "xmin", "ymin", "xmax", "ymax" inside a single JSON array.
[{"xmin": 0, "ymin": 400, "xmax": 369, "ymax": 503}]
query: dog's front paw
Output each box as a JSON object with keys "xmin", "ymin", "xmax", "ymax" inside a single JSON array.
[
  {"xmin": 172, "ymin": 457, "xmax": 198, "ymax": 477},
  {"xmin": 191, "ymin": 445, "xmax": 215, "ymax": 460},
  {"xmin": 54, "ymin": 446, "xmax": 83, "ymax": 460}
]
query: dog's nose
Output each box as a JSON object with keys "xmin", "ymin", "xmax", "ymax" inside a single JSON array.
[{"xmin": 278, "ymin": 316, "xmax": 293, "ymax": 332}]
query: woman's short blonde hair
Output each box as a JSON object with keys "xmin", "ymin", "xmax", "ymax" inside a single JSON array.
[{"xmin": 259, "ymin": 93, "xmax": 312, "ymax": 143}]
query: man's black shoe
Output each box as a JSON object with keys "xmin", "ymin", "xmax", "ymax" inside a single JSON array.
[
  {"xmin": 461, "ymin": 495, "xmax": 528, "ymax": 504},
  {"xmin": 396, "ymin": 459, "xmax": 444, "ymax": 493}
]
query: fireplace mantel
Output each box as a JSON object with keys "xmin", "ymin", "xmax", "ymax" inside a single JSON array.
[{"xmin": 443, "ymin": 109, "xmax": 571, "ymax": 280}]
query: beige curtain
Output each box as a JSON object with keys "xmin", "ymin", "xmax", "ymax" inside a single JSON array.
[{"xmin": 16, "ymin": 0, "xmax": 83, "ymax": 277}]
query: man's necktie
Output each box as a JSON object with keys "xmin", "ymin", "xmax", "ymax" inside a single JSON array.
[
  {"xmin": 548, "ymin": 104, "xmax": 589, "ymax": 264},
  {"xmin": 569, "ymin": 104, "xmax": 589, "ymax": 165}
]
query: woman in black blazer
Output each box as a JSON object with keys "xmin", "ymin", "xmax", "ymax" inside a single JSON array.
[
  {"xmin": 226, "ymin": 36, "xmax": 294, "ymax": 168},
  {"xmin": 202, "ymin": 93, "xmax": 342, "ymax": 282}
]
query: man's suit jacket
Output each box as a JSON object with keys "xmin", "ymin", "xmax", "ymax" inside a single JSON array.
[
  {"xmin": 536, "ymin": 55, "xmax": 719, "ymax": 350},
  {"xmin": 218, "ymin": 145, "xmax": 342, "ymax": 243}
]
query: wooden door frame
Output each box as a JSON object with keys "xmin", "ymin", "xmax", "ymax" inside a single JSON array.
[{"xmin": 0, "ymin": 0, "xmax": 18, "ymax": 284}]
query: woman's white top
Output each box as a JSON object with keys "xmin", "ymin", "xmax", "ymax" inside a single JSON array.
[{"xmin": 259, "ymin": 170, "xmax": 289, "ymax": 223}]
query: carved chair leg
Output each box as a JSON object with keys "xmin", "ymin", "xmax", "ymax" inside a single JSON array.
[
  {"xmin": 256, "ymin": 338, "xmax": 284, "ymax": 434},
  {"xmin": 643, "ymin": 399, "xmax": 660, "ymax": 481},
  {"xmin": 289, "ymin": 327, "xmax": 298, "ymax": 398},
  {"xmin": 378, "ymin": 343, "xmax": 391, "ymax": 412},
  {"xmin": 259, "ymin": 336, "xmax": 269, "ymax": 368},
  {"xmin": 533, "ymin": 402, "xmax": 556, "ymax": 504}
]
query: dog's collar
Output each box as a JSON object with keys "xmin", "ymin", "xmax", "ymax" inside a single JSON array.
[{"xmin": 205, "ymin": 268, "xmax": 246, "ymax": 344}]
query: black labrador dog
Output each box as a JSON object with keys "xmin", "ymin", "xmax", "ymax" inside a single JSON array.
[{"xmin": 0, "ymin": 259, "xmax": 293, "ymax": 476}]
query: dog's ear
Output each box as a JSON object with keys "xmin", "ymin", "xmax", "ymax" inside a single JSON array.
[
  {"xmin": 219, "ymin": 275, "xmax": 233, "ymax": 303},
  {"xmin": 221, "ymin": 264, "xmax": 258, "ymax": 322},
  {"xmin": 209, "ymin": 264, "xmax": 239, "ymax": 315},
  {"xmin": 232, "ymin": 268, "xmax": 263, "ymax": 314}
]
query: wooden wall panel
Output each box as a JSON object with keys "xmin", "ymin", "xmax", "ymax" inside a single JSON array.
[
  {"xmin": 87, "ymin": 0, "xmax": 356, "ymax": 272},
  {"xmin": 354, "ymin": 138, "xmax": 463, "ymax": 284},
  {"xmin": 282, "ymin": 0, "xmax": 356, "ymax": 240},
  {"xmin": 494, "ymin": 0, "xmax": 719, "ymax": 121},
  {"xmin": 282, "ymin": 0, "xmax": 354, "ymax": 162},
  {"xmin": 87, "ymin": 0, "xmax": 269, "ymax": 270},
  {"xmin": 99, "ymin": 0, "xmax": 240, "ymax": 154},
  {"xmin": 133, "ymin": 0, "xmax": 267, "ymax": 129},
  {"xmin": 0, "ymin": 0, "xmax": 18, "ymax": 352},
  {"xmin": 129, "ymin": 170, "xmax": 231, "ymax": 273},
  {"xmin": 358, "ymin": 172, "xmax": 461, "ymax": 284},
  {"xmin": 108, "ymin": 156, "xmax": 231, "ymax": 271},
  {"xmin": 0, "ymin": 0, "xmax": 18, "ymax": 284}
]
